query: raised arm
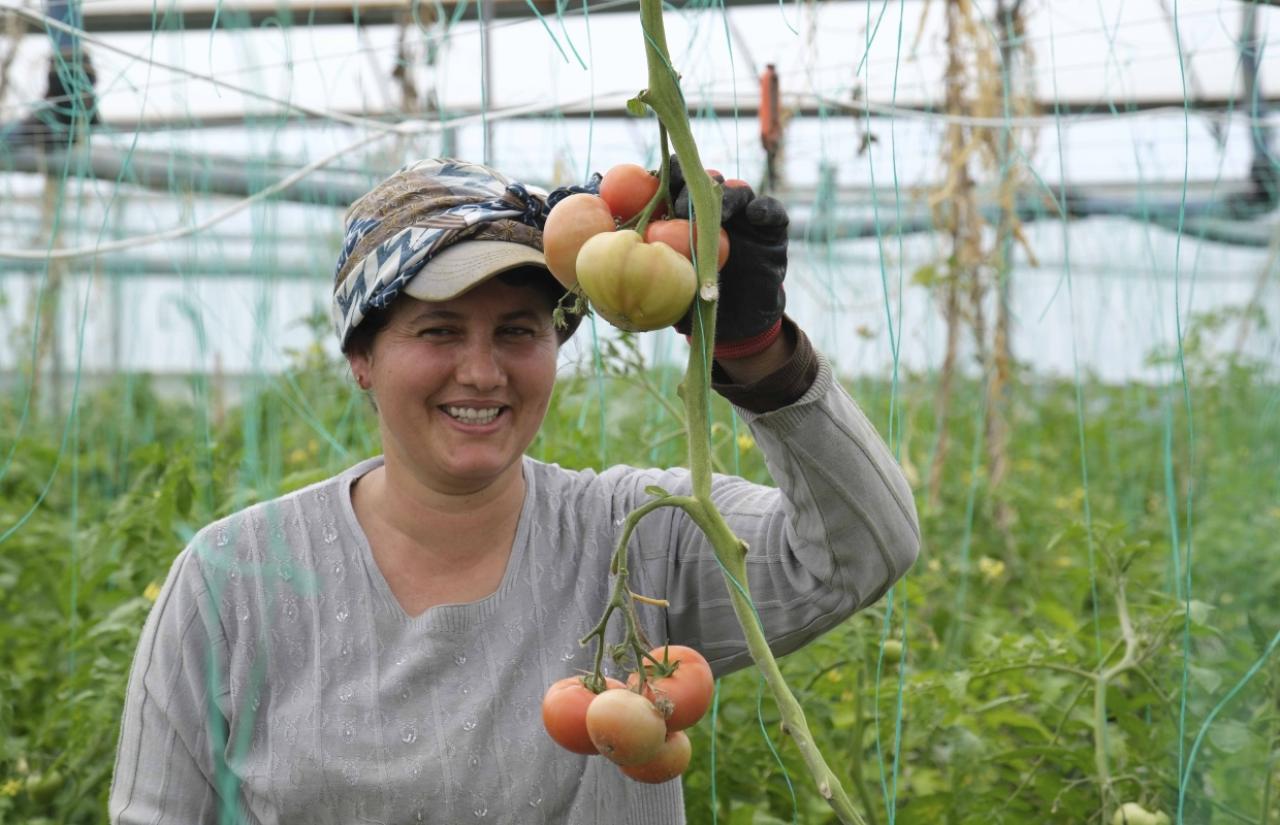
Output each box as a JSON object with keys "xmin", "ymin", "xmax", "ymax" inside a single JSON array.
[{"xmin": 621, "ymin": 322, "xmax": 920, "ymax": 677}]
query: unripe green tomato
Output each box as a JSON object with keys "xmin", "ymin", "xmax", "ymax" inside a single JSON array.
[
  {"xmin": 880, "ymin": 639, "xmax": 903, "ymax": 665},
  {"xmin": 575, "ymin": 230, "xmax": 697, "ymax": 332},
  {"xmin": 1112, "ymin": 802, "xmax": 1169, "ymax": 825},
  {"xmin": 25, "ymin": 770, "xmax": 64, "ymax": 803}
]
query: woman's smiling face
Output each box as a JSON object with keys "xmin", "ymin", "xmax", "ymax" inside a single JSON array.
[{"xmin": 347, "ymin": 275, "xmax": 559, "ymax": 495}]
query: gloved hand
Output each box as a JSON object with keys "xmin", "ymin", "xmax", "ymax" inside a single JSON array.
[{"xmin": 666, "ymin": 156, "xmax": 789, "ymax": 360}]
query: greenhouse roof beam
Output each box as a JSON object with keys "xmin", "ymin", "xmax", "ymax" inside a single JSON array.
[
  {"xmin": 29, "ymin": 0, "xmax": 1280, "ymax": 35},
  {"xmin": 3, "ymin": 148, "xmax": 1277, "ymax": 255},
  {"xmin": 6, "ymin": 143, "xmax": 1266, "ymax": 212},
  {"xmin": 91, "ymin": 96, "xmax": 1280, "ymax": 133},
  {"xmin": 5, "ymin": 144, "xmax": 370, "ymax": 204},
  {"xmin": 24, "ymin": 0, "xmax": 790, "ymax": 34}
]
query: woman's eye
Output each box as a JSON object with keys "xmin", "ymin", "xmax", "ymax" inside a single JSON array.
[
  {"xmin": 501, "ymin": 326, "xmax": 536, "ymax": 337},
  {"xmin": 418, "ymin": 327, "xmax": 455, "ymax": 338}
]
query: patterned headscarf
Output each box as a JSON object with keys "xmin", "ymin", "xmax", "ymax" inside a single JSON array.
[{"xmin": 332, "ymin": 158, "xmax": 597, "ymax": 350}]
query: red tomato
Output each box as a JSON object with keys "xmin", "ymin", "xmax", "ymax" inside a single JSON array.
[
  {"xmin": 643, "ymin": 219, "xmax": 730, "ymax": 271},
  {"xmin": 541, "ymin": 675, "xmax": 624, "ymax": 755},
  {"xmin": 599, "ymin": 164, "xmax": 663, "ymax": 222},
  {"xmin": 628, "ymin": 645, "xmax": 715, "ymax": 732},
  {"xmin": 620, "ymin": 731, "xmax": 692, "ymax": 784},
  {"xmin": 543, "ymin": 193, "xmax": 616, "ymax": 289},
  {"xmin": 585, "ymin": 688, "xmax": 668, "ymax": 765}
]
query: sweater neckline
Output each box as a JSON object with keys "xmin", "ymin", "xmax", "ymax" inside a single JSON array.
[{"xmin": 335, "ymin": 455, "xmax": 538, "ymax": 631}]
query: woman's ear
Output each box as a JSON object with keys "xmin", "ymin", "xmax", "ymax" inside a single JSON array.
[{"xmin": 347, "ymin": 352, "xmax": 372, "ymax": 391}]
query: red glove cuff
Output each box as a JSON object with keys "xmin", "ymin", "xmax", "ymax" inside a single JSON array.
[{"xmin": 684, "ymin": 318, "xmax": 784, "ymax": 361}]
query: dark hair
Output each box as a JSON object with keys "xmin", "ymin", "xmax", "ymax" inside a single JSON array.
[
  {"xmin": 341, "ymin": 265, "xmax": 575, "ymax": 359},
  {"xmin": 341, "ymin": 304, "xmax": 391, "ymax": 359},
  {"xmin": 495, "ymin": 265, "xmax": 572, "ymax": 324}
]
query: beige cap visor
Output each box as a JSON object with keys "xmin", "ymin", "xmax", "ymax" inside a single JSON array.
[{"xmin": 402, "ymin": 240, "xmax": 549, "ymax": 302}]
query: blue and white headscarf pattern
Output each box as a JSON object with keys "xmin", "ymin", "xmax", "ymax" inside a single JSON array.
[{"xmin": 331, "ymin": 158, "xmax": 599, "ymax": 350}]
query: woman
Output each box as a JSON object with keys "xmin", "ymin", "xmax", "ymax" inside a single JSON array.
[{"xmin": 110, "ymin": 158, "xmax": 920, "ymax": 824}]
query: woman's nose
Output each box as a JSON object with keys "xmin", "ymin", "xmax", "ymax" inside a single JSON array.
[{"xmin": 455, "ymin": 339, "xmax": 506, "ymax": 389}]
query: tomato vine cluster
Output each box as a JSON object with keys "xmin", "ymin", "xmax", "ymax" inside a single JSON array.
[
  {"xmin": 543, "ymin": 163, "xmax": 732, "ymax": 333},
  {"xmin": 540, "ymin": 645, "xmax": 714, "ymax": 784}
]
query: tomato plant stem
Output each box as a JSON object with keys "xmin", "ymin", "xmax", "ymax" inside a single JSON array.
[
  {"xmin": 1094, "ymin": 573, "xmax": 1140, "ymax": 820},
  {"xmin": 629, "ymin": 591, "xmax": 670, "ymax": 608},
  {"xmin": 581, "ymin": 494, "xmax": 695, "ymax": 686},
  {"xmin": 631, "ymin": 2, "xmax": 868, "ymax": 821},
  {"xmin": 627, "ymin": 124, "xmax": 672, "ymax": 237},
  {"xmin": 851, "ymin": 667, "xmax": 880, "ymax": 825}
]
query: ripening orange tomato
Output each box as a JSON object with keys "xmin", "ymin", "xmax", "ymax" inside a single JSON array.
[
  {"xmin": 643, "ymin": 219, "xmax": 730, "ymax": 271},
  {"xmin": 628, "ymin": 645, "xmax": 715, "ymax": 732},
  {"xmin": 541, "ymin": 676, "xmax": 625, "ymax": 755},
  {"xmin": 599, "ymin": 164, "xmax": 664, "ymax": 222},
  {"xmin": 543, "ymin": 193, "xmax": 616, "ymax": 289},
  {"xmin": 620, "ymin": 731, "xmax": 692, "ymax": 784},
  {"xmin": 585, "ymin": 688, "xmax": 668, "ymax": 766}
]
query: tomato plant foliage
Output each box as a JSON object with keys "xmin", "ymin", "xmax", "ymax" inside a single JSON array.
[{"xmin": 1, "ymin": 308, "xmax": 1278, "ymax": 823}]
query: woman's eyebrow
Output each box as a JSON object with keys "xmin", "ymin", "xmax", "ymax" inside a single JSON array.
[
  {"xmin": 498, "ymin": 309, "xmax": 545, "ymax": 323},
  {"xmin": 407, "ymin": 308, "xmax": 544, "ymax": 323},
  {"xmin": 410, "ymin": 308, "xmax": 463, "ymax": 323}
]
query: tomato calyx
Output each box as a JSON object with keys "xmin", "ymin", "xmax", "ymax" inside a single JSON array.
[
  {"xmin": 640, "ymin": 647, "xmax": 683, "ymax": 679},
  {"xmin": 579, "ymin": 671, "xmax": 613, "ymax": 694},
  {"xmin": 626, "ymin": 644, "xmax": 715, "ymax": 732}
]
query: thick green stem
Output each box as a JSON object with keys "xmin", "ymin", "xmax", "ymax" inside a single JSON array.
[
  {"xmin": 852, "ymin": 667, "xmax": 880, "ymax": 825},
  {"xmin": 1095, "ymin": 577, "xmax": 1140, "ymax": 819},
  {"xmin": 630, "ymin": 2, "xmax": 867, "ymax": 823},
  {"xmin": 1261, "ymin": 731, "xmax": 1275, "ymax": 825},
  {"xmin": 682, "ymin": 500, "xmax": 865, "ymax": 822}
]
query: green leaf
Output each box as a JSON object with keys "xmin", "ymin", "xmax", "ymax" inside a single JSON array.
[
  {"xmin": 625, "ymin": 96, "xmax": 648, "ymax": 118},
  {"xmin": 945, "ymin": 670, "xmax": 971, "ymax": 700},
  {"xmin": 644, "ymin": 484, "xmax": 671, "ymax": 499},
  {"xmin": 911, "ymin": 264, "xmax": 939, "ymax": 288},
  {"xmin": 1207, "ymin": 719, "xmax": 1252, "ymax": 754},
  {"xmin": 903, "ymin": 766, "xmax": 946, "ymax": 796},
  {"xmin": 174, "ymin": 473, "xmax": 194, "ymax": 518},
  {"xmin": 1247, "ymin": 613, "xmax": 1274, "ymax": 656},
  {"xmin": 1188, "ymin": 664, "xmax": 1223, "ymax": 695},
  {"xmin": 1039, "ymin": 599, "xmax": 1080, "ymax": 634},
  {"xmin": 985, "ymin": 707, "xmax": 1053, "ymax": 740},
  {"xmin": 1182, "ymin": 599, "xmax": 1215, "ymax": 627}
]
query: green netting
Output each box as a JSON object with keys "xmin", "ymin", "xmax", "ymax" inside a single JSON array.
[{"xmin": 1, "ymin": 1, "xmax": 1279, "ymax": 823}]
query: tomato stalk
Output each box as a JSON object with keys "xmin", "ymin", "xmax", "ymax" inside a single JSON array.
[
  {"xmin": 619, "ymin": 2, "xmax": 870, "ymax": 822},
  {"xmin": 622, "ymin": 124, "xmax": 673, "ymax": 237},
  {"xmin": 580, "ymin": 494, "xmax": 697, "ymax": 693}
]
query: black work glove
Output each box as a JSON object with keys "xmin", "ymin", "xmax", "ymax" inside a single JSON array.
[{"xmin": 666, "ymin": 156, "xmax": 789, "ymax": 360}]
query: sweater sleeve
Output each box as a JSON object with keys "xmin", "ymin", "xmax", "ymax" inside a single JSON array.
[
  {"xmin": 109, "ymin": 547, "xmax": 238, "ymax": 824},
  {"xmin": 625, "ymin": 353, "xmax": 920, "ymax": 678}
]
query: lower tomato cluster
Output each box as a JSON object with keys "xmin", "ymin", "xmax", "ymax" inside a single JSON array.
[{"xmin": 540, "ymin": 645, "xmax": 714, "ymax": 784}]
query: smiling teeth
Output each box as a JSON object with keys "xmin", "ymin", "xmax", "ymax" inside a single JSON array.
[{"xmin": 445, "ymin": 406, "xmax": 501, "ymax": 424}]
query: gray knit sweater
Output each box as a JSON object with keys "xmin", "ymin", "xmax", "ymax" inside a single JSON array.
[{"xmin": 109, "ymin": 356, "xmax": 919, "ymax": 825}]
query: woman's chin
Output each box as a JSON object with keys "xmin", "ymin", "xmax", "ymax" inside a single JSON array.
[{"xmin": 429, "ymin": 450, "xmax": 523, "ymax": 493}]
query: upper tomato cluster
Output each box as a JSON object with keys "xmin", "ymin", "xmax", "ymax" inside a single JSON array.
[{"xmin": 542, "ymin": 163, "xmax": 732, "ymax": 333}]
